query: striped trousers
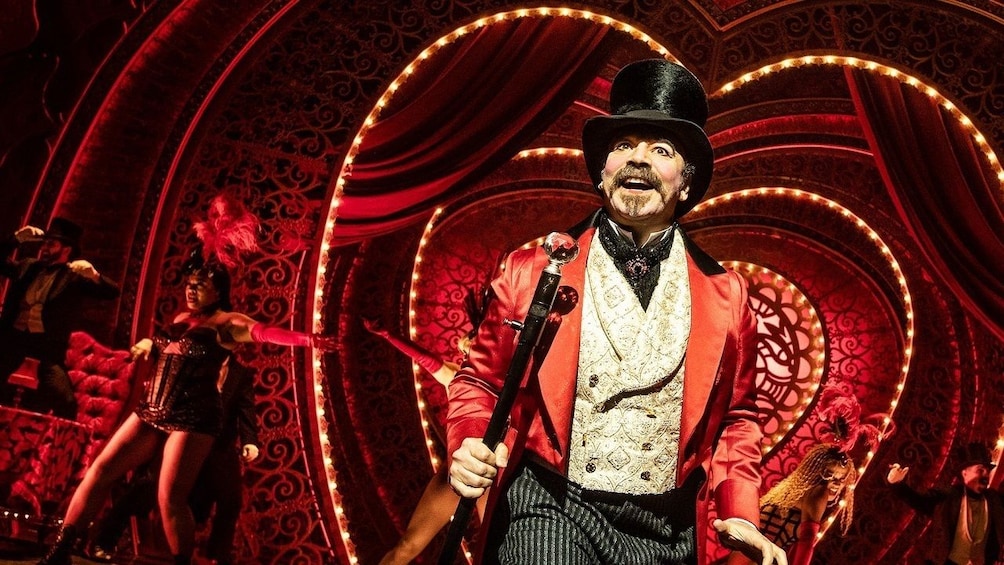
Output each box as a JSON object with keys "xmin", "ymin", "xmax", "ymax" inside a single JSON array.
[{"xmin": 484, "ymin": 461, "xmax": 698, "ymax": 564}]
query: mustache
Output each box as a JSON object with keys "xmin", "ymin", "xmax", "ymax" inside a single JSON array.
[{"xmin": 612, "ymin": 165, "xmax": 662, "ymax": 190}]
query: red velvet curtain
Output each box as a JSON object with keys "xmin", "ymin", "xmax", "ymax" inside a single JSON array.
[
  {"xmin": 846, "ymin": 68, "xmax": 1004, "ymax": 341},
  {"xmin": 333, "ymin": 17, "xmax": 616, "ymax": 245}
]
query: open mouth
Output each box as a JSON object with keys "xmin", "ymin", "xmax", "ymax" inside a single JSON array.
[
  {"xmin": 619, "ymin": 177, "xmax": 654, "ymax": 191},
  {"xmin": 612, "ymin": 165, "xmax": 661, "ymax": 192}
]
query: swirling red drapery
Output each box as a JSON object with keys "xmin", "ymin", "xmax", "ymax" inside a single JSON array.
[
  {"xmin": 333, "ymin": 17, "xmax": 618, "ymax": 245},
  {"xmin": 847, "ymin": 68, "xmax": 1004, "ymax": 341}
]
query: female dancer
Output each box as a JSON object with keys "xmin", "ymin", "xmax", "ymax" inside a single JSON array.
[
  {"xmin": 759, "ymin": 382, "xmax": 886, "ymax": 565},
  {"xmin": 759, "ymin": 444, "xmax": 856, "ymax": 565},
  {"xmin": 38, "ymin": 196, "xmax": 335, "ymax": 565}
]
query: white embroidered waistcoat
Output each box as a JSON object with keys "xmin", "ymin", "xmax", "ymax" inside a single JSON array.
[{"xmin": 566, "ymin": 230, "xmax": 691, "ymax": 494}]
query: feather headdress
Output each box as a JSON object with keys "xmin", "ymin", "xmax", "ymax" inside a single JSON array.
[
  {"xmin": 191, "ymin": 193, "xmax": 260, "ymax": 270},
  {"xmin": 816, "ymin": 380, "xmax": 890, "ymax": 454}
]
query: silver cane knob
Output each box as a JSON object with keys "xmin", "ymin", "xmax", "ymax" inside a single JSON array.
[{"xmin": 543, "ymin": 232, "xmax": 579, "ymax": 267}]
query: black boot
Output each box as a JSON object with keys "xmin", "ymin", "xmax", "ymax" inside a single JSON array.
[{"xmin": 36, "ymin": 523, "xmax": 80, "ymax": 565}]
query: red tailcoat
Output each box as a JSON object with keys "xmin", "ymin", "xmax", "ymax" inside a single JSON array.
[{"xmin": 447, "ymin": 216, "xmax": 763, "ymax": 564}]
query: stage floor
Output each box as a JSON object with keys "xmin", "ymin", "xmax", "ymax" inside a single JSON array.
[{"xmin": 0, "ymin": 537, "xmax": 179, "ymax": 565}]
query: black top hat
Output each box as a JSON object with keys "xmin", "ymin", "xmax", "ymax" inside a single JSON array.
[
  {"xmin": 582, "ymin": 59, "xmax": 714, "ymax": 219},
  {"xmin": 956, "ymin": 442, "xmax": 996, "ymax": 470},
  {"xmin": 44, "ymin": 217, "xmax": 84, "ymax": 251}
]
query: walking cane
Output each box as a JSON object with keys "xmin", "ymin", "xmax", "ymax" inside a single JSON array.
[{"xmin": 436, "ymin": 232, "xmax": 579, "ymax": 565}]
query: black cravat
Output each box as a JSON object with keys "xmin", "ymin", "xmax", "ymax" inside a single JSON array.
[{"xmin": 596, "ymin": 213, "xmax": 678, "ymax": 310}]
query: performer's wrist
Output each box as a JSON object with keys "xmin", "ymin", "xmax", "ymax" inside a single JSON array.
[{"xmin": 723, "ymin": 517, "xmax": 760, "ymax": 532}]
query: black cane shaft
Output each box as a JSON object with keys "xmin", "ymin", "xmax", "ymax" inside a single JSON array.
[
  {"xmin": 439, "ymin": 497, "xmax": 477, "ymax": 563},
  {"xmin": 437, "ymin": 268, "xmax": 562, "ymax": 565}
]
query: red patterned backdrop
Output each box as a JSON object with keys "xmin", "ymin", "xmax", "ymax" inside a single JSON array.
[{"xmin": 2, "ymin": 1, "xmax": 1003, "ymax": 564}]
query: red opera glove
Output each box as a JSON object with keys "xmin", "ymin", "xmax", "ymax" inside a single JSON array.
[
  {"xmin": 788, "ymin": 519, "xmax": 821, "ymax": 565},
  {"xmin": 362, "ymin": 317, "xmax": 388, "ymax": 337},
  {"xmin": 250, "ymin": 323, "xmax": 336, "ymax": 351},
  {"xmin": 368, "ymin": 327, "xmax": 444, "ymax": 375}
]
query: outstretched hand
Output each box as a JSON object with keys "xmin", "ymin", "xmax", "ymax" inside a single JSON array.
[
  {"xmin": 311, "ymin": 334, "xmax": 338, "ymax": 351},
  {"xmin": 362, "ymin": 317, "xmax": 388, "ymax": 336},
  {"xmin": 714, "ymin": 518, "xmax": 788, "ymax": 565},
  {"xmin": 887, "ymin": 463, "xmax": 909, "ymax": 484},
  {"xmin": 68, "ymin": 259, "xmax": 101, "ymax": 281}
]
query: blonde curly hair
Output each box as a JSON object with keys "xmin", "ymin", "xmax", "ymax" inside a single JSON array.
[{"xmin": 761, "ymin": 443, "xmax": 857, "ymax": 536}]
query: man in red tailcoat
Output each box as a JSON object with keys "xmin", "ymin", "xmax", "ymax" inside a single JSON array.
[{"xmin": 446, "ymin": 59, "xmax": 786, "ymax": 565}]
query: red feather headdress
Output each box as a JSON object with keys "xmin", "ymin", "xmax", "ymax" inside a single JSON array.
[
  {"xmin": 191, "ymin": 193, "xmax": 260, "ymax": 270},
  {"xmin": 816, "ymin": 380, "xmax": 891, "ymax": 454}
]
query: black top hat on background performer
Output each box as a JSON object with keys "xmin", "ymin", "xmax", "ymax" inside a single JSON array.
[
  {"xmin": 44, "ymin": 217, "xmax": 84, "ymax": 255},
  {"xmin": 956, "ymin": 442, "xmax": 996, "ymax": 470}
]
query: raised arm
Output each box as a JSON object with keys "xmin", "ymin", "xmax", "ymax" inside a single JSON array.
[
  {"xmin": 886, "ymin": 463, "xmax": 942, "ymax": 515},
  {"xmin": 0, "ymin": 226, "xmax": 42, "ymax": 277},
  {"xmin": 221, "ymin": 312, "xmax": 337, "ymax": 351},
  {"xmin": 67, "ymin": 258, "xmax": 120, "ymax": 299},
  {"xmin": 363, "ymin": 318, "xmax": 456, "ymax": 386}
]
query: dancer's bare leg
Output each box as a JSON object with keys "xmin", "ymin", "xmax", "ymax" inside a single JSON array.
[
  {"xmin": 379, "ymin": 468, "xmax": 487, "ymax": 565},
  {"xmin": 62, "ymin": 414, "xmax": 162, "ymax": 527},
  {"xmin": 158, "ymin": 430, "xmax": 214, "ymax": 558}
]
